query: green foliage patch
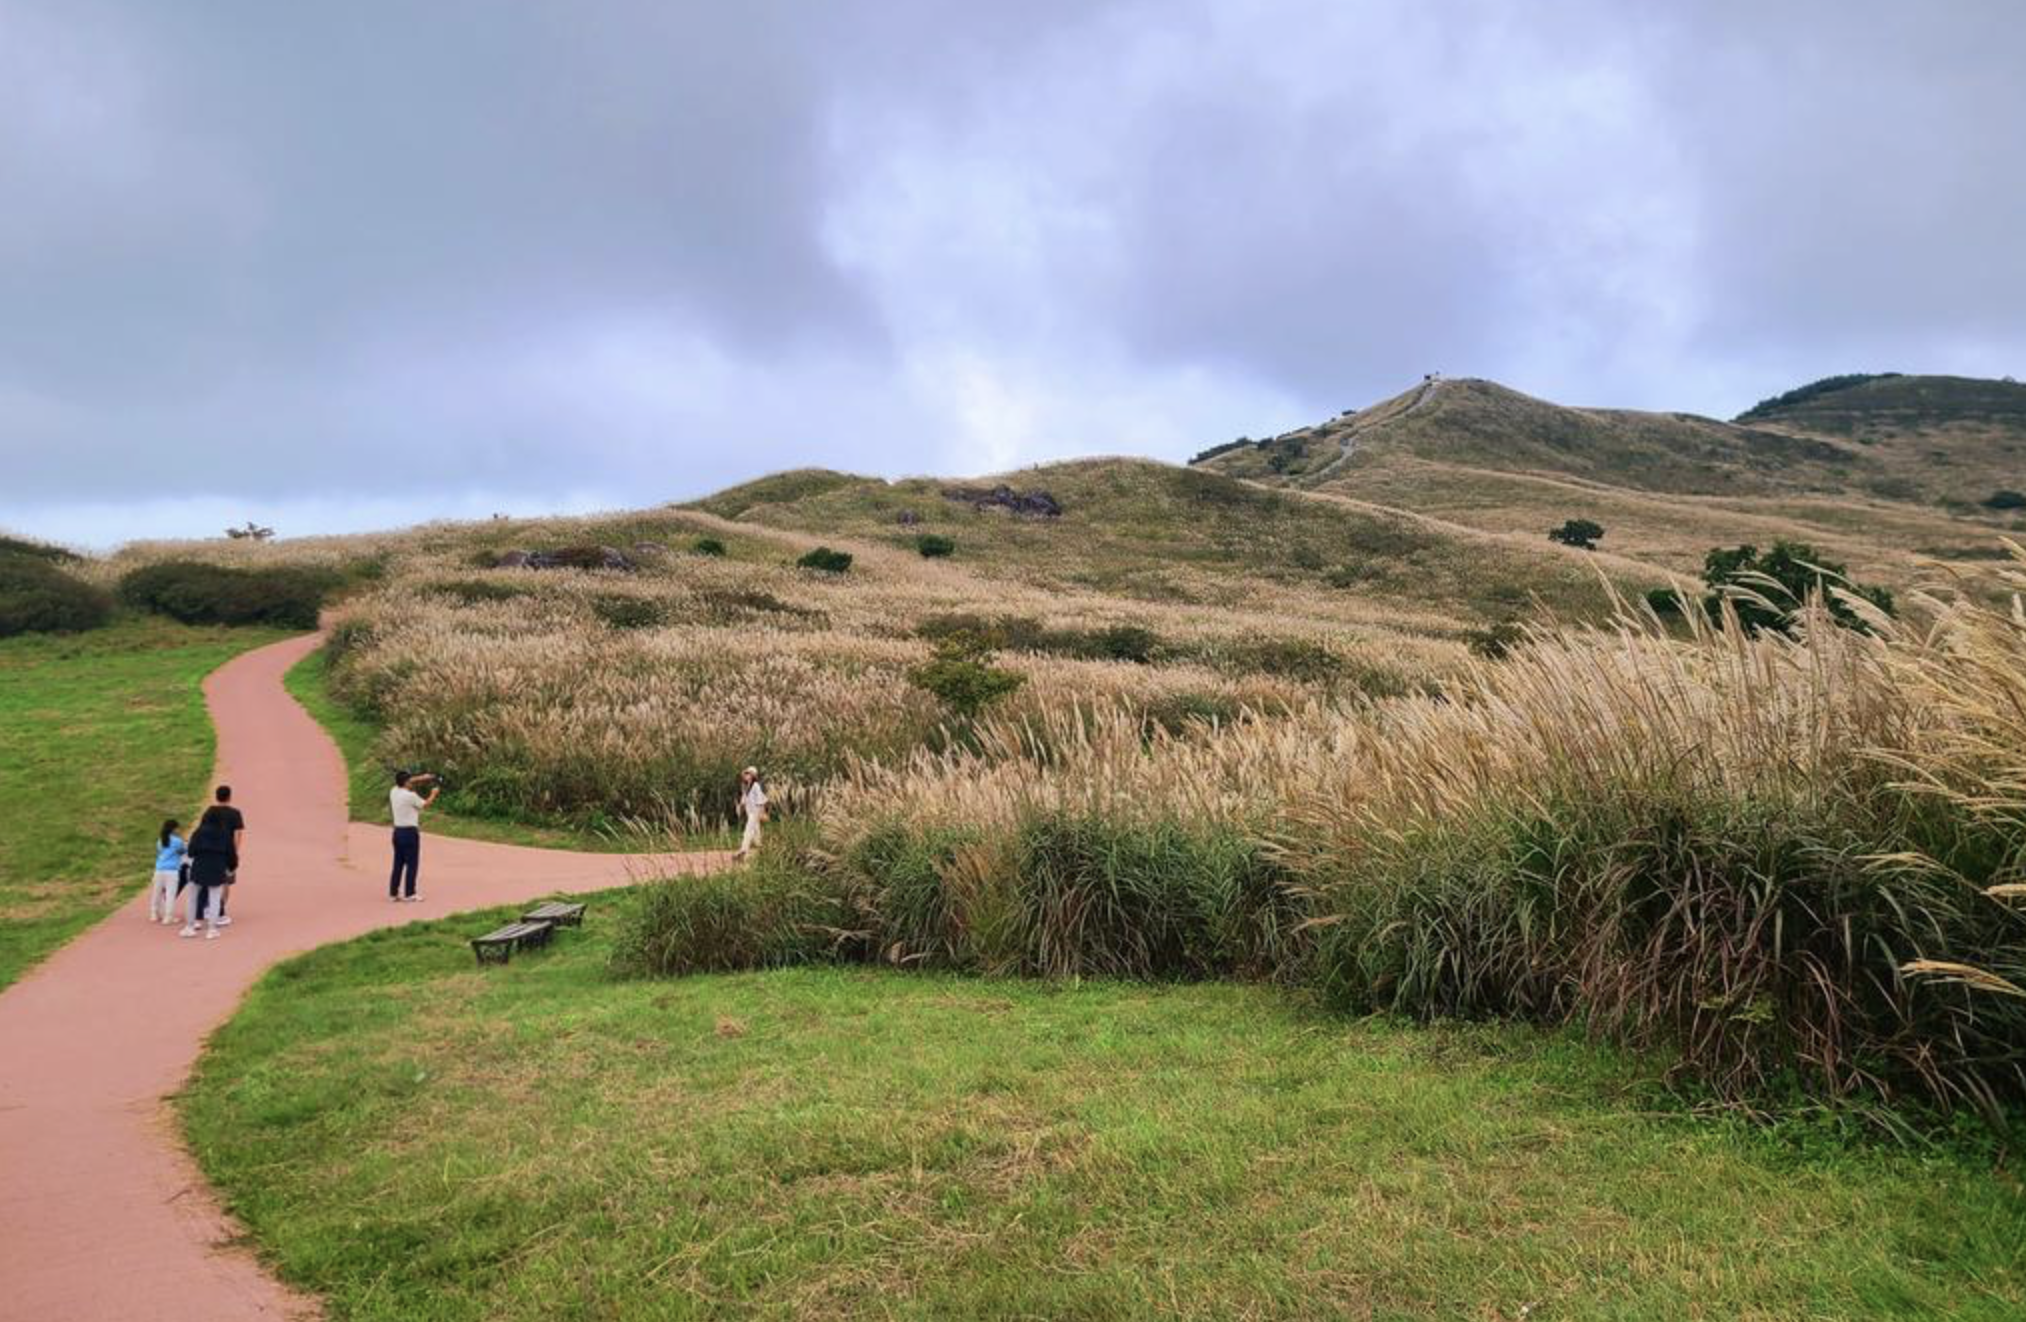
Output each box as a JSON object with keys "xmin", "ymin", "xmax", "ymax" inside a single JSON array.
[
  {"xmin": 119, "ymin": 560, "xmax": 340, "ymax": 629},
  {"xmin": 0, "ymin": 557, "xmax": 113, "ymax": 638},
  {"xmin": 795, "ymin": 546, "xmax": 853, "ymax": 574}
]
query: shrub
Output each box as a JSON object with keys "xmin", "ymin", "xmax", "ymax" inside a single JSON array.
[
  {"xmin": 1699, "ymin": 542, "xmax": 1892, "ymax": 635},
  {"xmin": 117, "ymin": 561, "xmax": 338, "ymax": 629},
  {"xmin": 0, "ymin": 534, "xmax": 80, "ymax": 563},
  {"xmin": 1645, "ymin": 587, "xmax": 1687, "ymax": 617},
  {"xmin": 916, "ymin": 614, "xmax": 1161, "ymax": 664},
  {"xmin": 1548, "ymin": 518, "xmax": 1605, "ymax": 550},
  {"xmin": 1138, "ymin": 691, "xmax": 1241, "ymax": 738},
  {"xmin": 1188, "ymin": 437, "xmax": 1254, "ymax": 465},
  {"xmin": 1209, "ymin": 636, "xmax": 1343, "ymax": 684},
  {"xmin": 915, "ymin": 534, "xmax": 956, "ymax": 559},
  {"xmin": 1464, "ymin": 620, "xmax": 1524, "ymax": 660},
  {"xmin": 0, "ymin": 558, "xmax": 113, "ymax": 637},
  {"xmin": 692, "ymin": 536, "xmax": 727, "ymax": 557},
  {"xmin": 796, "ymin": 547, "xmax": 852, "ymax": 574},
  {"xmin": 1735, "ymin": 373, "xmax": 1899, "ymax": 421},
  {"xmin": 429, "ymin": 578, "xmax": 529, "ymax": 606},
  {"xmin": 591, "ymin": 595, "xmax": 666, "ymax": 629},
  {"xmin": 908, "ymin": 634, "xmax": 1025, "ymax": 719},
  {"xmin": 1984, "ymin": 490, "xmax": 2026, "ymax": 511},
  {"xmin": 842, "ymin": 817, "xmax": 1303, "ymax": 981},
  {"xmin": 609, "ymin": 851, "xmax": 857, "ymax": 978}
]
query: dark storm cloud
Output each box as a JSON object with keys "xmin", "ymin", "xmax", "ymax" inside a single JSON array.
[{"xmin": 1, "ymin": 0, "xmax": 2021, "ymax": 544}]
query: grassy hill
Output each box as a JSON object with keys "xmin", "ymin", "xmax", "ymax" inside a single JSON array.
[
  {"xmin": 1196, "ymin": 372, "xmax": 2026, "ymax": 578},
  {"xmin": 685, "ymin": 457, "xmax": 1639, "ymax": 627}
]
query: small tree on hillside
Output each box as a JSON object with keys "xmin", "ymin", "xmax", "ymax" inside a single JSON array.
[
  {"xmin": 796, "ymin": 547, "xmax": 853, "ymax": 574},
  {"xmin": 908, "ymin": 632, "xmax": 1025, "ymax": 720},
  {"xmin": 1699, "ymin": 541, "xmax": 1893, "ymax": 635},
  {"xmin": 1548, "ymin": 518, "xmax": 1605, "ymax": 550}
]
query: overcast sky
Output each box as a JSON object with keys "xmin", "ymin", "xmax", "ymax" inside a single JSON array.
[{"xmin": 3, "ymin": 1, "xmax": 2022, "ymax": 546}]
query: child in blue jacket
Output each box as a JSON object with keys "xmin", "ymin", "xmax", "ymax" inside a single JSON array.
[{"xmin": 150, "ymin": 819, "xmax": 185, "ymax": 924}]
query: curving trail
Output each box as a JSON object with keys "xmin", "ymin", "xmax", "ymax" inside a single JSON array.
[{"xmin": 0, "ymin": 634, "xmax": 723, "ymax": 1321}]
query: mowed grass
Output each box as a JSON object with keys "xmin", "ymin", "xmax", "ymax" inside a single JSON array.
[
  {"xmin": 182, "ymin": 902, "xmax": 2026, "ymax": 1321},
  {"xmin": 0, "ymin": 617, "xmax": 282, "ymax": 988},
  {"xmin": 282, "ymin": 645, "xmax": 737, "ymax": 853}
]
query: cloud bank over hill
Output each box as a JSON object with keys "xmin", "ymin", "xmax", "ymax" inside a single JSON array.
[{"xmin": 2, "ymin": 0, "xmax": 2022, "ymax": 543}]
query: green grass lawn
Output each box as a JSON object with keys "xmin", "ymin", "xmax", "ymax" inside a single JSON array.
[
  {"xmin": 283, "ymin": 646, "xmax": 735, "ymax": 853},
  {"xmin": 183, "ymin": 900, "xmax": 2026, "ymax": 1321},
  {"xmin": 0, "ymin": 617, "xmax": 284, "ymax": 988}
]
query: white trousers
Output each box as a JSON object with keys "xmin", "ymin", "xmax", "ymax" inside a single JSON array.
[
  {"xmin": 149, "ymin": 869, "xmax": 178, "ymax": 920},
  {"xmin": 739, "ymin": 815, "xmax": 762, "ymax": 854}
]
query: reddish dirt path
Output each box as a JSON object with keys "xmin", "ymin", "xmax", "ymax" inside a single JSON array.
[{"xmin": 0, "ymin": 634, "xmax": 722, "ymax": 1321}]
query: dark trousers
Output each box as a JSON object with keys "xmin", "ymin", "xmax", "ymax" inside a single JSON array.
[
  {"xmin": 390, "ymin": 826, "xmax": 421, "ymax": 897},
  {"xmin": 191, "ymin": 882, "xmax": 217, "ymax": 923}
]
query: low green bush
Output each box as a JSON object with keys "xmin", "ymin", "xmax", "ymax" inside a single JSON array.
[
  {"xmin": 692, "ymin": 536, "xmax": 728, "ymax": 557},
  {"xmin": 796, "ymin": 547, "xmax": 853, "ymax": 574},
  {"xmin": 916, "ymin": 614, "xmax": 1163, "ymax": 664},
  {"xmin": 1464, "ymin": 620, "xmax": 1524, "ymax": 660},
  {"xmin": 915, "ymin": 534, "xmax": 956, "ymax": 559},
  {"xmin": 591, "ymin": 595, "xmax": 666, "ymax": 629},
  {"xmin": 608, "ymin": 848, "xmax": 857, "ymax": 978},
  {"xmin": 118, "ymin": 561, "xmax": 339, "ymax": 629},
  {"xmin": 618, "ymin": 816, "xmax": 1305, "ymax": 985},
  {"xmin": 0, "ymin": 558, "xmax": 113, "ymax": 637},
  {"xmin": 829, "ymin": 817, "xmax": 1302, "ymax": 980},
  {"xmin": 694, "ymin": 587, "xmax": 824, "ymax": 626},
  {"xmin": 1205, "ymin": 636, "xmax": 1344, "ymax": 684},
  {"xmin": 429, "ymin": 578, "xmax": 530, "ymax": 605},
  {"xmin": 909, "ymin": 634, "xmax": 1025, "ymax": 719},
  {"xmin": 1548, "ymin": 518, "xmax": 1604, "ymax": 550},
  {"xmin": 1300, "ymin": 787, "xmax": 2026, "ymax": 1111},
  {"xmin": 1699, "ymin": 542, "xmax": 1893, "ymax": 635},
  {"xmin": 0, "ymin": 534, "xmax": 80, "ymax": 563},
  {"xmin": 1646, "ymin": 587, "xmax": 1687, "ymax": 617},
  {"xmin": 1138, "ymin": 691, "xmax": 1242, "ymax": 737}
]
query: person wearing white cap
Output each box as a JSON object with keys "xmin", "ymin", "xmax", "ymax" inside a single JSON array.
[{"xmin": 734, "ymin": 767, "xmax": 768, "ymax": 860}]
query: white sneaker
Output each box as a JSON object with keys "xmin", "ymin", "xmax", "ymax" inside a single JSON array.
[
  {"xmin": 204, "ymin": 927, "xmax": 220, "ymax": 940},
  {"xmin": 179, "ymin": 925, "xmax": 199, "ymax": 938},
  {"xmin": 215, "ymin": 915, "xmax": 233, "ymax": 927}
]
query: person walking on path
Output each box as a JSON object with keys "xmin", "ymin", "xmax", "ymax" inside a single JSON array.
[
  {"xmin": 733, "ymin": 766, "xmax": 768, "ymax": 861},
  {"xmin": 202, "ymin": 785, "xmax": 245, "ymax": 927},
  {"xmin": 182, "ymin": 787, "xmax": 244, "ymax": 939},
  {"xmin": 389, "ymin": 770, "xmax": 439, "ymax": 902},
  {"xmin": 149, "ymin": 819, "xmax": 185, "ymax": 924}
]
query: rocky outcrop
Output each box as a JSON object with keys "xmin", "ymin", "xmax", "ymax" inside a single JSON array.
[
  {"xmin": 489, "ymin": 545, "xmax": 636, "ymax": 571},
  {"xmin": 940, "ymin": 485, "xmax": 1063, "ymax": 517}
]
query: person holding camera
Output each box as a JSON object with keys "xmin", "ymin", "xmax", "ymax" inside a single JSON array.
[
  {"xmin": 733, "ymin": 766, "xmax": 768, "ymax": 861},
  {"xmin": 389, "ymin": 770, "xmax": 439, "ymax": 902}
]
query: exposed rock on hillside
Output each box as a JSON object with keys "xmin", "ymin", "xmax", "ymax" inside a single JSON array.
[
  {"xmin": 490, "ymin": 545, "xmax": 637, "ymax": 571},
  {"xmin": 941, "ymin": 485, "xmax": 1063, "ymax": 517}
]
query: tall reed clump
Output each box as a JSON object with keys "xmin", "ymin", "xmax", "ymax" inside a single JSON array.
[
  {"xmin": 1286, "ymin": 596, "xmax": 2026, "ymax": 1114},
  {"xmin": 622, "ymin": 579, "xmax": 2026, "ymax": 1119}
]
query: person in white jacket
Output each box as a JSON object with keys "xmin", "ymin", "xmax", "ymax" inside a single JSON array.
[{"xmin": 734, "ymin": 767, "xmax": 768, "ymax": 861}]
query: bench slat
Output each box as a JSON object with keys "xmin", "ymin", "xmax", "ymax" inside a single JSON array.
[{"xmin": 471, "ymin": 918, "xmax": 556, "ymax": 965}]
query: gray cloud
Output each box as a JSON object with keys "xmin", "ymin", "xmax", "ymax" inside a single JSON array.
[{"xmin": 1, "ymin": 0, "xmax": 2021, "ymax": 544}]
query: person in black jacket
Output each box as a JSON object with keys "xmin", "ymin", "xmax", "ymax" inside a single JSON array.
[{"xmin": 181, "ymin": 786, "xmax": 245, "ymax": 939}]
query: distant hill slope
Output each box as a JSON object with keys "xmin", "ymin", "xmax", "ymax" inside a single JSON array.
[
  {"xmin": 1195, "ymin": 373, "xmax": 2026, "ymax": 577},
  {"xmin": 684, "ymin": 457, "xmax": 1645, "ymax": 631}
]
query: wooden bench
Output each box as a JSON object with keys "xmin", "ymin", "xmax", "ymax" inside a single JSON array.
[
  {"xmin": 470, "ymin": 918, "xmax": 555, "ymax": 966},
  {"xmin": 522, "ymin": 900, "xmax": 587, "ymax": 929}
]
